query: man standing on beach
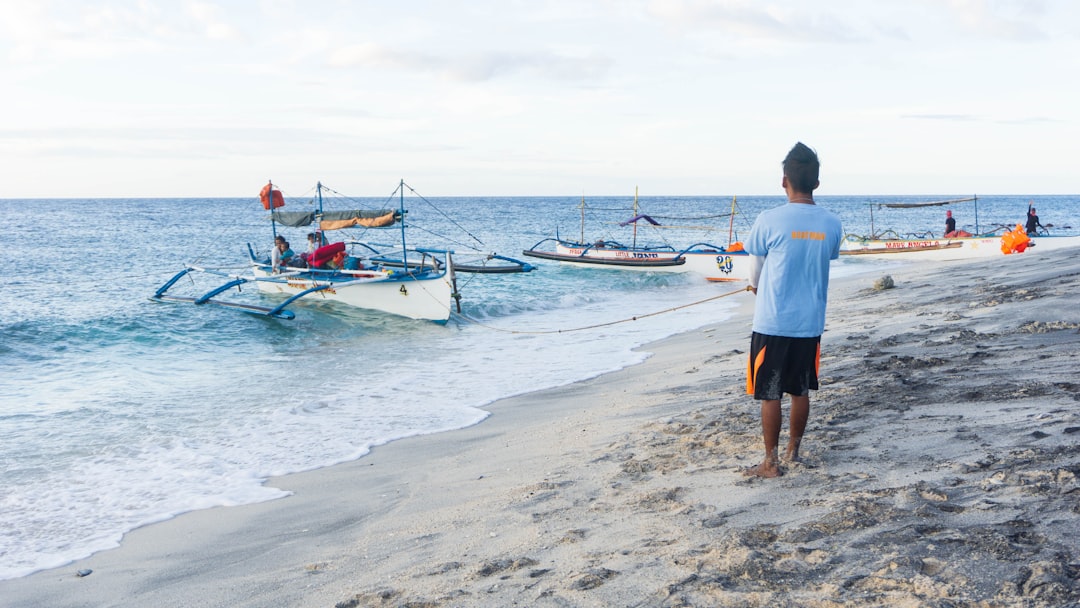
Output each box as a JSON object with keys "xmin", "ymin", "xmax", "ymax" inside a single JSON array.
[{"xmin": 743, "ymin": 142, "xmax": 844, "ymax": 478}]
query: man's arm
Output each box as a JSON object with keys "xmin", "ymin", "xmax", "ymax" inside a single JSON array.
[{"xmin": 748, "ymin": 255, "xmax": 764, "ymax": 295}]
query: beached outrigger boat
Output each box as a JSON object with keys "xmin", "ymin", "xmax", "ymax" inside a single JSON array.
[
  {"xmin": 151, "ymin": 180, "xmax": 461, "ymax": 322},
  {"xmin": 841, "ymin": 230, "xmax": 1080, "ymax": 260},
  {"xmin": 840, "ymin": 196, "xmax": 1080, "ymax": 260},
  {"xmin": 521, "ymin": 190, "xmax": 752, "ymax": 282},
  {"xmin": 522, "ymin": 237, "xmax": 751, "ymax": 282}
]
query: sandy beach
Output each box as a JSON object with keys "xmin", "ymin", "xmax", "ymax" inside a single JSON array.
[{"xmin": 4, "ymin": 247, "xmax": 1080, "ymax": 608}]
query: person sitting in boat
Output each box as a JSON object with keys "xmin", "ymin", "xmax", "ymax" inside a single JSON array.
[
  {"xmin": 943, "ymin": 210, "xmax": 972, "ymax": 238},
  {"xmin": 1026, "ymin": 206, "xmax": 1044, "ymax": 236},
  {"xmin": 295, "ymin": 232, "xmax": 320, "ymax": 266},
  {"xmin": 593, "ymin": 239, "xmax": 606, "ymax": 248},
  {"xmin": 272, "ymin": 240, "xmax": 296, "ymax": 272},
  {"xmin": 271, "ymin": 236, "xmax": 286, "ymax": 271}
]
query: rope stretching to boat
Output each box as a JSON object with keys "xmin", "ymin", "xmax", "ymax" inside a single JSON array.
[
  {"xmin": 400, "ymin": 181, "xmax": 486, "ymax": 248},
  {"xmin": 454, "ymin": 285, "xmax": 752, "ymax": 335}
]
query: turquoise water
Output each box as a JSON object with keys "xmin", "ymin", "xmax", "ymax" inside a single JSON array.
[{"xmin": 1, "ymin": 189, "xmax": 1076, "ymax": 579}]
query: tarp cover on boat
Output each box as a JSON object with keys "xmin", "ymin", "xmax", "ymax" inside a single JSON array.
[
  {"xmin": 271, "ymin": 209, "xmax": 400, "ymax": 229},
  {"xmin": 880, "ymin": 196, "xmax": 976, "ymax": 209},
  {"xmin": 619, "ymin": 214, "xmax": 662, "ymax": 226}
]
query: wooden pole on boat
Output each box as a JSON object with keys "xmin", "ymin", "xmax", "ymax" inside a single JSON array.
[
  {"xmin": 315, "ymin": 181, "xmax": 324, "ymax": 245},
  {"xmin": 974, "ymin": 194, "xmax": 979, "ymax": 235},
  {"xmin": 449, "ymin": 254, "xmax": 461, "ymax": 313},
  {"xmin": 580, "ymin": 193, "xmax": 585, "ymax": 245},
  {"xmin": 632, "ymin": 186, "xmax": 639, "ymax": 249},
  {"xmin": 727, "ymin": 195, "xmax": 737, "ymax": 246},
  {"xmin": 399, "ymin": 179, "xmax": 409, "ymax": 271},
  {"xmin": 269, "ymin": 180, "xmax": 279, "ymax": 241}
]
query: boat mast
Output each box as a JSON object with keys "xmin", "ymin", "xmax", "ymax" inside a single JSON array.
[
  {"xmin": 268, "ymin": 180, "xmax": 280, "ymax": 241},
  {"xmin": 399, "ymin": 179, "xmax": 409, "ymax": 270},
  {"xmin": 632, "ymin": 186, "xmax": 639, "ymax": 249},
  {"xmin": 316, "ymin": 181, "xmax": 324, "ymax": 244},
  {"xmin": 580, "ymin": 193, "xmax": 585, "ymax": 244},
  {"xmin": 727, "ymin": 196, "xmax": 736, "ymax": 246},
  {"xmin": 973, "ymin": 194, "xmax": 979, "ymax": 235}
]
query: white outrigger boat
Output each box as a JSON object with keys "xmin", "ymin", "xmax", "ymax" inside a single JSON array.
[
  {"xmin": 839, "ymin": 196, "xmax": 1080, "ymax": 261},
  {"xmin": 152, "ymin": 180, "xmax": 460, "ymax": 323},
  {"xmin": 522, "ymin": 237, "xmax": 751, "ymax": 282},
  {"xmin": 840, "ymin": 231, "xmax": 1080, "ymax": 260},
  {"xmin": 521, "ymin": 190, "xmax": 752, "ymax": 282}
]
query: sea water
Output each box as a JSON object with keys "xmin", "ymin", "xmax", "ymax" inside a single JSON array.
[{"xmin": 1, "ymin": 190, "xmax": 1077, "ymax": 579}]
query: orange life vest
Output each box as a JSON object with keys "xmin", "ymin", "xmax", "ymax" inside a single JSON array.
[{"xmin": 1000, "ymin": 224, "xmax": 1030, "ymax": 254}]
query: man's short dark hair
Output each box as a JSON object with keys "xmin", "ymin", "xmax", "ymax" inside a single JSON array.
[{"xmin": 783, "ymin": 142, "xmax": 820, "ymax": 194}]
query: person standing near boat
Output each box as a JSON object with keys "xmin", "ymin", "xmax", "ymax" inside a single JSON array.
[
  {"xmin": 1026, "ymin": 205, "xmax": 1044, "ymax": 236},
  {"xmin": 743, "ymin": 142, "xmax": 844, "ymax": 478}
]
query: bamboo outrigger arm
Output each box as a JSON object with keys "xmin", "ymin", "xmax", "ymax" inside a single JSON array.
[
  {"xmin": 150, "ymin": 267, "xmax": 300, "ymax": 320},
  {"xmin": 672, "ymin": 242, "xmax": 729, "ymax": 261}
]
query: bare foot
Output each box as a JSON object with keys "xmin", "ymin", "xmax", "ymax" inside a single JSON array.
[
  {"xmin": 785, "ymin": 442, "xmax": 801, "ymax": 463},
  {"xmin": 742, "ymin": 462, "xmax": 783, "ymax": 478}
]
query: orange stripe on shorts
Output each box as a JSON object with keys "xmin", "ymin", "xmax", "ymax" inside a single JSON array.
[{"xmin": 746, "ymin": 345, "xmax": 767, "ymax": 395}]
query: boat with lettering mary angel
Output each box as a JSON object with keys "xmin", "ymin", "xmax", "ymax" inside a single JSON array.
[
  {"xmin": 521, "ymin": 191, "xmax": 752, "ymax": 282},
  {"xmin": 839, "ymin": 196, "xmax": 1080, "ymax": 260},
  {"xmin": 152, "ymin": 180, "xmax": 461, "ymax": 322}
]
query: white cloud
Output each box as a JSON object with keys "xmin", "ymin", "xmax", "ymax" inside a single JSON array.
[
  {"xmin": 646, "ymin": 0, "xmax": 865, "ymax": 43},
  {"xmin": 326, "ymin": 42, "xmax": 612, "ymax": 83},
  {"xmin": 944, "ymin": 0, "xmax": 1048, "ymax": 41},
  {"xmin": 186, "ymin": 1, "xmax": 240, "ymax": 41},
  {"xmin": 0, "ymin": 1, "xmax": 1077, "ymax": 196}
]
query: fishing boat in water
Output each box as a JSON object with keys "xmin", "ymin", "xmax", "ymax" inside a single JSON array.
[
  {"xmin": 839, "ymin": 196, "xmax": 1080, "ymax": 260},
  {"xmin": 521, "ymin": 190, "xmax": 752, "ymax": 282},
  {"xmin": 151, "ymin": 180, "xmax": 523, "ymax": 323}
]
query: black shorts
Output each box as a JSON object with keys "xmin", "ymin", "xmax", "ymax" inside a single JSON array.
[{"xmin": 746, "ymin": 332, "xmax": 821, "ymax": 400}]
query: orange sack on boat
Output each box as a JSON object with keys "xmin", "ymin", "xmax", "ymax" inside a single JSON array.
[
  {"xmin": 259, "ymin": 184, "xmax": 285, "ymax": 210},
  {"xmin": 1000, "ymin": 224, "xmax": 1030, "ymax": 254}
]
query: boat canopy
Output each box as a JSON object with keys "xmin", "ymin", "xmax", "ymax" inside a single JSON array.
[
  {"xmin": 270, "ymin": 209, "xmax": 400, "ymax": 230},
  {"xmin": 880, "ymin": 196, "xmax": 976, "ymax": 209},
  {"xmin": 620, "ymin": 214, "xmax": 662, "ymax": 227}
]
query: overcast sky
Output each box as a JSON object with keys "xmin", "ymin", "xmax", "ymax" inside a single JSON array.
[{"xmin": 1, "ymin": 0, "xmax": 1076, "ymax": 198}]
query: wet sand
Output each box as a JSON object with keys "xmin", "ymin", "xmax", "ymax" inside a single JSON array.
[{"xmin": 4, "ymin": 247, "xmax": 1080, "ymax": 607}]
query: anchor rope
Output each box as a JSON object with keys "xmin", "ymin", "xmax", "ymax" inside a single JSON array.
[{"xmin": 451, "ymin": 285, "xmax": 751, "ymax": 335}]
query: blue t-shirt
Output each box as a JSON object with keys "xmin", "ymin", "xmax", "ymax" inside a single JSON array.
[{"xmin": 744, "ymin": 202, "xmax": 843, "ymax": 338}]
